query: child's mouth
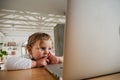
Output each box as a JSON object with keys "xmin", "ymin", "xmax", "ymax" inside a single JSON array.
[{"xmin": 41, "ymin": 55, "xmax": 48, "ymax": 58}]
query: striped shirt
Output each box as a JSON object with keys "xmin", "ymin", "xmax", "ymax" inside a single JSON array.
[{"xmin": 5, "ymin": 54, "xmax": 32, "ymax": 70}]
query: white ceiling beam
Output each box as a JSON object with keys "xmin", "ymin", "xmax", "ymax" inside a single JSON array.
[
  {"xmin": 0, "ymin": 23, "xmax": 56, "ymax": 27},
  {"xmin": 0, "ymin": 18, "xmax": 64, "ymax": 24}
]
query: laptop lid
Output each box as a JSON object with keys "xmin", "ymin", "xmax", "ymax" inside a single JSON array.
[{"xmin": 63, "ymin": 0, "xmax": 120, "ymax": 80}]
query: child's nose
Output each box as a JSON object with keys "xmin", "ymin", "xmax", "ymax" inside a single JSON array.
[{"xmin": 44, "ymin": 49, "xmax": 49, "ymax": 55}]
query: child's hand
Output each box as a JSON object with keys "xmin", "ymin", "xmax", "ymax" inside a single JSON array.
[
  {"xmin": 48, "ymin": 52, "xmax": 59, "ymax": 64},
  {"xmin": 36, "ymin": 58, "xmax": 48, "ymax": 67}
]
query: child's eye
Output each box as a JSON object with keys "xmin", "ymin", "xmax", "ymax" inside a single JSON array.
[
  {"xmin": 49, "ymin": 48, "xmax": 52, "ymax": 50},
  {"xmin": 41, "ymin": 47, "xmax": 45, "ymax": 50}
]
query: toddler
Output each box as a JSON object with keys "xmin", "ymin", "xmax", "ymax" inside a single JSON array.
[{"xmin": 5, "ymin": 32, "xmax": 63, "ymax": 70}]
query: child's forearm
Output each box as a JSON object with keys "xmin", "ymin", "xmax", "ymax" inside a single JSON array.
[
  {"xmin": 32, "ymin": 59, "xmax": 48, "ymax": 67},
  {"xmin": 32, "ymin": 60, "xmax": 37, "ymax": 68}
]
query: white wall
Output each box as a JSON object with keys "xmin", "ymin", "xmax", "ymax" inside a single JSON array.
[
  {"xmin": 2, "ymin": 36, "xmax": 27, "ymax": 56},
  {"xmin": 3, "ymin": 36, "xmax": 27, "ymax": 46}
]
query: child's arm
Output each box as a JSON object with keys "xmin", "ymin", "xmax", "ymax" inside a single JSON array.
[
  {"xmin": 32, "ymin": 58, "xmax": 48, "ymax": 68},
  {"xmin": 5, "ymin": 56, "xmax": 32, "ymax": 70},
  {"xmin": 32, "ymin": 60, "xmax": 37, "ymax": 68}
]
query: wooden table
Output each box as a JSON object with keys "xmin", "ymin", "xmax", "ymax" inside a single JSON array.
[
  {"xmin": 0, "ymin": 67, "xmax": 56, "ymax": 80},
  {"xmin": 0, "ymin": 67, "xmax": 120, "ymax": 80}
]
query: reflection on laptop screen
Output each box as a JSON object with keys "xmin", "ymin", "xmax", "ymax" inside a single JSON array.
[{"xmin": 63, "ymin": 0, "xmax": 120, "ymax": 80}]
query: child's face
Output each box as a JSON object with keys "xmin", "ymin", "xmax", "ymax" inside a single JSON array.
[{"xmin": 30, "ymin": 40, "xmax": 52, "ymax": 60}]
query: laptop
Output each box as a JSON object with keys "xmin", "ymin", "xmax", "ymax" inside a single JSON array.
[
  {"xmin": 46, "ymin": 0, "xmax": 120, "ymax": 80},
  {"xmin": 45, "ymin": 64, "xmax": 63, "ymax": 80}
]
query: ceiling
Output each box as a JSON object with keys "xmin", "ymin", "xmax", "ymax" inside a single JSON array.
[{"xmin": 0, "ymin": 0, "xmax": 66, "ymax": 37}]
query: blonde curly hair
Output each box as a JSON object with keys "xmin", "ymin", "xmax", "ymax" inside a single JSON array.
[{"xmin": 26, "ymin": 32, "xmax": 53, "ymax": 49}]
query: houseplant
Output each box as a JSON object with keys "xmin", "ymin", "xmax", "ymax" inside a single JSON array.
[{"xmin": 0, "ymin": 49, "xmax": 8, "ymax": 62}]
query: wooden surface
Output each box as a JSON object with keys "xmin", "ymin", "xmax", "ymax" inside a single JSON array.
[
  {"xmin": 0, "ymin": 67, "xmax": 120, "ymax": 80},
  {"xmin": 0, "ymin": 67, "xmax": 56, "ymax": 80}
]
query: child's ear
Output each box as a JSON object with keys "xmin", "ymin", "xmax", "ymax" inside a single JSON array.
[{"xmin": 27, "ymin": 46, "xmax": 32, "ymax": 54}]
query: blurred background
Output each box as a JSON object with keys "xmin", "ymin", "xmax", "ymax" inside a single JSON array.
[{"xmin": 0, "ymin": 0, "xmax": 66, "ymax": 58}]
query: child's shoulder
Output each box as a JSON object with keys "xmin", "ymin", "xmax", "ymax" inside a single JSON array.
[
  {"xmin": 22, "ymin": 54, "xmax": 31, "ymax": 59},
  {"xmin": 6, "ymin": 54, "xmax": 31, "ymax": 61}
]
